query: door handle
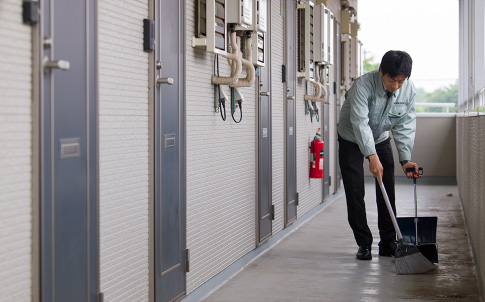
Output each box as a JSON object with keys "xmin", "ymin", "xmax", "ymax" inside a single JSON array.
[
  {"xmin": 157, "ymin": 77, "xmax": 174, "ymax": 85},
  {"xmin": 260, "ymin": 91, "xmax": 270, "ymax": 97},
  {"xmin": 43, "ymin": 57, "xmax": 70, "ymax": 70},
  {"xmin": 287, "ymin": 95, "xmax": 295, "ymax": 100}
]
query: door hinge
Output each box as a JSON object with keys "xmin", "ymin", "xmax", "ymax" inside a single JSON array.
[
  {"xmin": 271, "ymin": 205, "xmax": 275, "ymax": 220},
  {"xmin": 185, "ymin": 249, "xmax": 190, "ymax": 272},
  {"xmin": 22, "ymin": 1, "xmax": 39, "ymax": 24},
  {"xmin": 329, "ymin": 176, "xmax": 332, "ymax": 186},
  {"xmin": 97, "ymin": 292, "xmax": 104, "ymax": 302},
  {"xmin": 296, "ymin": 192, "xmax": 299, "ymax": 206},
  {"xmin": 143, "ymin": 19, "xmax": 155, "ymax": 52}
]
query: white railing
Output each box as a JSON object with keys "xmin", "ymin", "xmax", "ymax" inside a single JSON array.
[
  {"xmin": 459, "ymin": 87, "xmax": 485, "ymax": 113},
  {"xmin": 415, "ymin": 102, "xmax": 457, "ymax": 113}
]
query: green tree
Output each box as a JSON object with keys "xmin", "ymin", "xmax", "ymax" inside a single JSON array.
[
  {"xmin": 415, "ymin": 81, "xmax": 458, "ymax": 113},
  {"xmin": 364, "ymin": 55, "xmax": 379, "ymax": 73},
  {"xmin": 363, "ymin": 53, "xmax": 457, "ymax": 113}
]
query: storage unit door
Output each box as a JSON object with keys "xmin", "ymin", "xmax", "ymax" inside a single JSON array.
[
  {"xmin": 258, "ymin": 6, "xmax": 272, "ymax": 243},
  {"xmin": 40, "ymin": 0, "xmax": 98, "ymax": 301},
  {"xmin": 285, "ymin": 0, "xmax": 297, "ymax": 225},
  {"xmin": 154, "ymin": 0, "xmax": 186, "ymax": 301}
]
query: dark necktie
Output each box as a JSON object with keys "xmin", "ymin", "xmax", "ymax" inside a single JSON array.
[{"xmin": 386, "ymin": 90, "xmax": 393, "ymax": 99}]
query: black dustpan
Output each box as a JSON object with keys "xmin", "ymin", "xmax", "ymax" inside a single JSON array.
[{"xmin": 397, "ymin": 168, "xmax": 439, "ymax": 263}]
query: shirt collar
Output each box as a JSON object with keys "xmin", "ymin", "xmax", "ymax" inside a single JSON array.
[
  {"xmin": 376, "ymin": 71, "xmax": 388, "ymax": 98},
  {"xmin": 378, "ymin": 71, "xmax": 397, "ymax": 98}
]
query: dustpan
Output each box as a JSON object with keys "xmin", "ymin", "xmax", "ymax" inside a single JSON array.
[{"xmin": 397, "ymin": 168, "xmax": 439, "ymax": 263}]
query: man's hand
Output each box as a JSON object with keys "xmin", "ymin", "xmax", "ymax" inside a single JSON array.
[
  {"xmin": 402, "ymin": 161, "xmax": 422, "ymax": 179},
  {"xmin": 368, "ymin": 154, "xmax": 384, "ymax": 184}
]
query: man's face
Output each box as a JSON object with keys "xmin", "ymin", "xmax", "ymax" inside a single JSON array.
[{"xmin": 380, "ymin": 70, "xmax": 407, "ymax": 93}]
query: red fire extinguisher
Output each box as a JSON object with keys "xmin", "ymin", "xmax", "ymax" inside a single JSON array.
[{"xmin": 309, "ymin": 129, "xmax": 324, "ymax": 179}]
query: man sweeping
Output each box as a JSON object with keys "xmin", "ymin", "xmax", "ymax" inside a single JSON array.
[{"xmin": 338, "ymin": 50, "xmax": 422, "ymax": 260}]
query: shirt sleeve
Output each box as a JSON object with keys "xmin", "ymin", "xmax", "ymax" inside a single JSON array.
[
  {"xmin": 391, "ymin": 91, "xmax": 416, "ymax": 162},
  {"xmin": 348, "ymin": 81, "xmax": 377, "ymax": 157}
]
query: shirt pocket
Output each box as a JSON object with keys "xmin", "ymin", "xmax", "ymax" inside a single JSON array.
[
  {"xmin": 383, "ymin": 105, "xmax": 407, "ymax": 131},
  {"xmin": 388, "ymin": 105, "xmax": 407, "ymax": 119}
]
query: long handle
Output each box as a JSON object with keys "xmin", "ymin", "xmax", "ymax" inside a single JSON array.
[
  {"xmin": 378, "ymin": 181, "xmax": 403, "ymax": 240},
  {"xmin": 414, "ymin": 181, "xmax": 419, "ymax": 245},
  {"xmin": 406, "ymin": 167, "xmax": 423, "ymax": 245}
]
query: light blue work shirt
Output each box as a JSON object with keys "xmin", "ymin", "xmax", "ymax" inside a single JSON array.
[{"xmin": 338, "ymin": 70, "xmax": 416, "ymax": 162}]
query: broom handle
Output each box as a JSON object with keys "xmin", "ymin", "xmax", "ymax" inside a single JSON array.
[
  {"xmin": 407, "ymin": 167, "xmax": 423, "ymax": 245},
  {"xmin": 378, "ymin": 181, "xmax": 404, "ymax": 240},
  {"xmin": 414, "ymin": 181, "xmax": 418, "ymax": 245}
]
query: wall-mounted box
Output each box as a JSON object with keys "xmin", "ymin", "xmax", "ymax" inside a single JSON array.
[
  {"xmin": 328, "ymin": 11, "xmax": 334, "ymax": 64},
  {"xmin": 358, "ymin": 40, "xmax": 363, "ymax": 77},
  {"xmin": 313, "ymin": 3, "xmax": 328, "ymax": 65},
  {"xmin": 251, "ymin": 0, "xmax": 267, "ymax": 33},
  {"xmin": 341, "ymin": 9, "xmax": 351, "ymax": 35},
  {"xmin": 316, "ymin": 0, "xmax": 328, "ymax": 6},
  {"xmin": 350, "ymin": 36, "xmax": 362, "ymax": 79},
  {"xmin": 193, "ymin": 0, "xmax": 227, "ymax": 55},
  {"xmin": 341, "ymin": 33, "xmax": 352, "ymax": 90},
  {"xmin": 251, "ymin": 0, "xmax": 267, "ymax": 66},
  {"xmin": 297, "ymin": 0, "xmax": 315, "ymax": 81},
  {"xmin": 351, "ymin": 19, "xmax": 358, "ymax": 38},
  {"xmin": 227, "ymin": 0, "xmax": 253, "ymax": 30},
  {"xmin": 252, "ymin": 31, "xmax": 265, "ymax": 66}
]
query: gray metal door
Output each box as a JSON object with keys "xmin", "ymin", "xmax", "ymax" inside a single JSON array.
[
  {"xmin": 40, "ymin": 0, "xmax": 98, "ymax": 301},
  {"xmin": 258, "ymin": 5, "xmax": 273, "ymax": 244},
  {"xmin": 154, "ymin": 1, "xmax": 186, "ymax": 301},
  {"xmin": 335, "ymin": 21, "xmax": 342, "ymax": 190},
  {"xmin": 323, "ymin": 87, "xmax": 330, "ymax": 198},
  {"xmin": 285, "ymin": 0, "xmax": 297, "ymax": 226}
]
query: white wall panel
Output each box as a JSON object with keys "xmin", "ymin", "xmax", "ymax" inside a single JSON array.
[
  {"xmin": 457, "ymin": 115, "xmax": 484, "ymax": 302},
  {"xmin": 271, "ymin": 0, "xmax": 285, "ymax": 233},
  {"xmin": 0, "ymin": 1, "xmax": 32, "ymax": 301},
  {"xmin": 296, "ymin": 79, "xmax": 323, "ymax": 217},
  {"xmin": 186, "ymin": 0, "xmax": 257, "ymax": 293},
  {"xmin": 328, "ymin": 65, "xmax": 336, "ymax": 194},
  {"xmin": 362, "ymin": 116, "xmax": 457, "ymax": 178},
  {"xmin": 98, "ymin": 1, "xmax": 150, "ymax": 301}
]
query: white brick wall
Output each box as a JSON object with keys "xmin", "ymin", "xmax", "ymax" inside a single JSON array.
[
  {"xmin": 98, "ymin": 1, "xmax": 150, "ymax": 301},
  {"xmin": 186, "ymin": 1, "xmax": 257, "ymax": 294},
  {"xmin": 271, "ymin": 0, "xmax": 285, "ymax": 234},
  {"xmin": 296, "ymin": 79, "xmax": 324, "ymax": 217},
  {"xmin": 0, "ymin": 1, "xmax": 32, "ymax": 301},
  {"xmin": 328, "ymin": 64, "xmax": 336, "ymax": 194},
  {"xmin": 295, "ymin": 11, "xmax": 324, "ymax": 217},
  {"xmin": 457, "ymin": 115, "xmax": 485, "ymax": 302}
]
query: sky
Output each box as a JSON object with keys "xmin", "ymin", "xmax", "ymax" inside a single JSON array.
[{"xmin": 357, "ymin": 0, "xmax": 459, "ymax": 92}]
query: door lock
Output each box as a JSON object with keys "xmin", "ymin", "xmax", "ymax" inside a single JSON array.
[
  {"xmin": 157, "ymin": 77, "xmax": 174, "ymax": 85},
  {"xmin": 43, "ymin": 57, "xmax": 70, "ymax": 70},
  {"xmin": 43, "ymin": 37, "xmax": 53, "ymax": 48}
]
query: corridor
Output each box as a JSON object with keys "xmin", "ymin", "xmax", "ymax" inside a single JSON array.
[{"xmin": 202, "ymin": 179, "xmax": 480, "ymax": 302}]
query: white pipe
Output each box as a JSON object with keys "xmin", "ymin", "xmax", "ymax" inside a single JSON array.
[
  {"xmin": 304, "ymin": 79, "xmax": 322, "ymax": 101},
  {"xmin": 318, "ymin": 65, "xmax": 328, "ymax": 102},
  {"xmin": 230, "ymin": 36, "xmax": 255, "ymax": 88},
  {"xmin": 211, "ymin": 31, "xmax": 242, "ymax": 86},
  {"xmin": 304, "ymin": 65, "xmax": 321, "ymax": 101}
]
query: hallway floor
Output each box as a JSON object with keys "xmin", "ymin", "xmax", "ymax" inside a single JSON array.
[{"xmin": 203, "ymin": 179, "xmax": 481, "ymax": 302}]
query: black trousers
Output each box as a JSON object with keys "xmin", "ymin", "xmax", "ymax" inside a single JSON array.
[{"xmin": 338, "ymin": 134, "xmax": 396, "ymax": 248}]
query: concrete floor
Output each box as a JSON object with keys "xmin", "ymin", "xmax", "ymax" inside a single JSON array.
[{"xmin": 203, "ymin": 179, "xmax": 481, "ymax": 302}]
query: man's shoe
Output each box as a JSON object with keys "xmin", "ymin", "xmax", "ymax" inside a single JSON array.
[
  {"xmin": 379, "ymin": 241, "xmax": 397, "ymax": 257},
  {"xmin": 356, "ymin": 245, "xmax": 372, "ymax": 260}
]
